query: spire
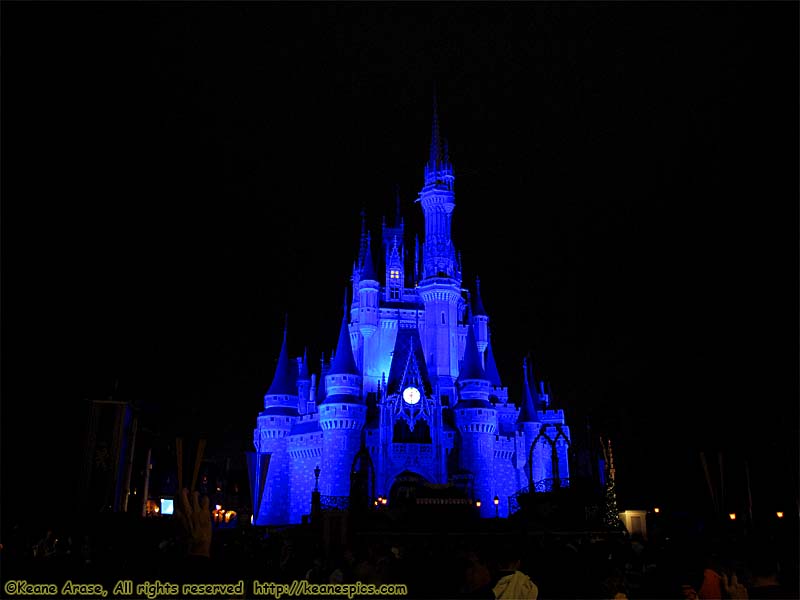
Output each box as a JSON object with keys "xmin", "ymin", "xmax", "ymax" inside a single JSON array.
[
  {"xmin": 298, "ymin": 347, "xmax": 310, "ymax": 380},
  {"xmin": 484, "ymin": 339, "xmax": 502, "ymax": 387},
  {"xmin": 361, "ymin": 231, "xmax": 378, "ymax": 281},
  {"xmin": 429, "ymin": 91, "xmax": 443, "ymax": 168},
  {"xmin": 517, "ymin": 357, "xmax": 540, "ymax": 423},
  {"xmin": 330, "ymin": 289, "xmax": 359, "ymax": 376},
  {"xmin": 527, "ymin": 356, "xmax": 542, "ymax": 410},
  {"xmin": 458, "ymin": 324, "xmax": 486, "ymax": 382},
  {"xmin": 472, "ymin": 276, "xmax": 487, "ymax": 316},
  {"xmin": 266, "ymin": 322, "xmax": 298, "ymax": 396},
  {"xmin": 357, "ymin": 209, "xmax": 368, "ymax": 268}
]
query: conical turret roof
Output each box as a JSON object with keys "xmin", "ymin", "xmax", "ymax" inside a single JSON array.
[
  {"xmin": 361, "ymin": 232, "xmax": 378, "ymax": 282},
  {"xmin": 472, "ymin": 277, "xmax": 487, "ymax": 317},
  {"xmin": 457, "ymin": 324, "xmax": 486, "ymax": 382},
  {"xmin": 484, "ymin": 340, "xmax": 502, "ymax": 387},
  {"xmin": 517, "ymin": 357, "xmax": 540, "ymax": 424},
  {"xmin": 329, "ymin": 293, "xmax": 360, "ymax": 376},
  {"xmin": 266, "ymin": 324, "xmax": 298, "ymax": 396}
]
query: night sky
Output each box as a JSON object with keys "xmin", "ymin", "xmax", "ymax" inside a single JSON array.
[{"xmin": 3, "ymin": 3, "xmax": 798, "ymax": 520}]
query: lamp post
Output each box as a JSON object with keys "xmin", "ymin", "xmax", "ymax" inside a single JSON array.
[
  {"xmin": 476, "ymin": 500, "xmax": 482, "ymax": 509},
  {"xmin": 311, "ymin": 465, "xmax": 321, "ymax": 521},
  {"xmin": 494, "ymin": 496, "xmax": 500, "ymax": 519}
]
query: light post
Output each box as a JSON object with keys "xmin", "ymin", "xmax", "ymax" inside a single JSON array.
[
  {"xmin": 494, "ymin": 496, "xmax": 500, "ymax": 519},
  {"xmin": 311, "ymin": 465, "xmax": 321, "ymax": 521}
]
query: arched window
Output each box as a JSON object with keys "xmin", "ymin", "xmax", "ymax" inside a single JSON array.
[{"xmin": 441, "ymin": 311, "xmax": 446, "ymax": 325}]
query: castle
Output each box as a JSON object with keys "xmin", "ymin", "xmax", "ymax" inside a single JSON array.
[{"xmin": 249, "ymin": 104, "xmax": 571, "ymax": 525}]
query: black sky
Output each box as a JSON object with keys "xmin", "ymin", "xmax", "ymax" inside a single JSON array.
[{"xmin": 2, "ymin": 2, "xmax": 798, "ymax": 517}]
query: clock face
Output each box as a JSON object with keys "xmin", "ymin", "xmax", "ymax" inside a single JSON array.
[{"xmin": 402, "ymin": 386, "xmax": 420, "ymax": 405}]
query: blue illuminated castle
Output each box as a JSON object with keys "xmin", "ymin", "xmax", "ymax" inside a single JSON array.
[{"xmin": 249, "ymin": 105, "xmax": 571, "ymax": 525}]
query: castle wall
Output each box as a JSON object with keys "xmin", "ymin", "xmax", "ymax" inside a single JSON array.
[{"xmin": 287, "ymin": 423, "xmax": 324, "ymax": 523}]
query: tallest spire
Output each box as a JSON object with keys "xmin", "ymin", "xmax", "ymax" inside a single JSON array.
[
  {"xmin": 422, "ymin": 90, "xmax": 454, "ymax": 189},
  {"xmin": 429, "ymin": 90, "xmax": 443, "ymax": 168}
]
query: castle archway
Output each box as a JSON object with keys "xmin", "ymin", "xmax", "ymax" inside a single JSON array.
[{"xmin": 388, "ymin": 470, "xmax": 429, "ymax": 508}]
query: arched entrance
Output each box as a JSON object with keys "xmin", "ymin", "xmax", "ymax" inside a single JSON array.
[{"xmin": 388, "ymin": 471, "xmax": 429, "ymax": 508}]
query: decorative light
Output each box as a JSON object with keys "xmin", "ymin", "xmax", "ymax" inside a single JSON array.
[
  {"xmin": 776, "ymin": 511, "xmax": 784, "ymax": 518},
  {"xmin": 654, "ymin": 507, "xmax": 660, "ymax": 514},
  {"xmin": 381, "ymin": 498, "xmax": 387, "ymax": 505},
  {"xmin": 216, "ymin": 504, "xmax": 222, "ymax": 510},
  {"xmin": 493, "ymin": 496, "xmax": 499, "ymax": 505},
  {"xmin": 476, "ymin": 500, "xmax": 482, "ymax": 508},
  {"xmin": 728, "ymin": 513, "xmax": 736, "ymax": 521}
]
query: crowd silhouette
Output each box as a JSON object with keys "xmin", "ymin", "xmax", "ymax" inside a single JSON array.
[{"xmin": 1, "ymin": 493, "xmax": 797, "ymax": 600}]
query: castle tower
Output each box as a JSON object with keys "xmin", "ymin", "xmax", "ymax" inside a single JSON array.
[
  {"xmin": 253, "ymin": 324, "xmax": 300, "ymax": 525},
  {"xmin": 417, "ymin": 97, "xmax": 462, "ymax": 393},
  {"xmin": 453, "ymin": 325, "xmax": 497, "ymax": 517},
  {"xmin": 318, "ymin": 296, "xmax": 367, "ymax": 498},
  {"xmin": 517, "ymin": 357, "xmax": 552, "ymax": 488}
]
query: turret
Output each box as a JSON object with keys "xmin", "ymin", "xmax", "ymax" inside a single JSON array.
[
  {"xmin": 252, "ymin": 323, "xmax": 300, "ymax": 525},
  {"xmin": 357, "ymin": 232, "xmax": 379, "ymax": 340},
  {"xmin": 318, "ymin": 297, "xmax": 367, "ymax": 497},
  {"xmin": 471, "ymin": 277, "xmax": 489, "ymax": 356},
  {"xmin": 454, "ymin": 325, "xmax": 497, "ymax": 516}
]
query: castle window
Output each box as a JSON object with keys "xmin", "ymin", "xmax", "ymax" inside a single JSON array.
[
  {"xmin": 441, "ymin": 312, "xmax": 445, "ymax": 324},
  {"xmin": 390, "ymin": 287, "xmax": 400, "ymax": 300},
  {"xmin": 390, "ymin": 269, "xmax": 400, "ymax": 280}
]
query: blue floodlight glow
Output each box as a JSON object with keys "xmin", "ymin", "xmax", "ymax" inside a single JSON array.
[{"xmin": 249, "ymin": 104, "xmax": 571, "ymax": 525}]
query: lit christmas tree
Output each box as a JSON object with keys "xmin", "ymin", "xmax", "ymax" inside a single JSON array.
[{"xmin": 601, "ymin": 437, "xmax": 623, "ymax": 529}]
